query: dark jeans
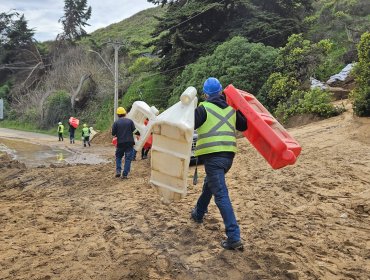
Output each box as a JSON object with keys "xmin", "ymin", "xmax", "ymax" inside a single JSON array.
[
  {"xmin": 83, "ymin": 136, "xmax": 90, "ymax": 146},
  {"xmin": 141, "ymin": 148, "xmax": 150, "ymax": 159},
  {"xmin": 69, "ymin": 132, "xmax": 75, "ymax": 143},
  {"xmin": 58, "ymin": 133, "xmax": 63, "ymax": 141},
  {"xmin": 115, "ymin": 146, "xmax": 134, "ymax": 176},
  {"xmin": 194, "ymin": 156, "xmax": 240, "ymax": 242}
]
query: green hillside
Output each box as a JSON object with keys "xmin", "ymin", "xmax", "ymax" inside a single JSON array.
[
  {"xmin": 79, "ymin": 6, "xmax": 166, "ymax": 55},
  {"xmin": 1, "ymin": 1, "xmax": 369, "ymax": 132}
]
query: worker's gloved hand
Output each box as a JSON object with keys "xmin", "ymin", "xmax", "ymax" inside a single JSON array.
[
  {"xmin": 193, "ymin": 158, "xmax": 198, "ymax": 185},
  {"xmin": 193, "ymin": 170, "xmax": 198, "ymax": 185}
]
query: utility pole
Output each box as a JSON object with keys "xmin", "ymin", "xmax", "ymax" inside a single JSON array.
[{"xmin": 107, "ymin": 40, "xmax": 125, "ymax": 122}]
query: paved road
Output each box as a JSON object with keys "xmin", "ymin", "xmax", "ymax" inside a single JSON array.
[{"xmin": 0, "ymin": 128, "xmax": 113, "ymax": 167}]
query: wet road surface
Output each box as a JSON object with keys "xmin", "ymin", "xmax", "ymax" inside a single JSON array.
[{"xmin": 0, "ymin": 128, "xmax": 113, "ymax": 167}]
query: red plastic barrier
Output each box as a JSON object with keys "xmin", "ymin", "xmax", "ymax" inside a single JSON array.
[
  {"xmin": 143, "ymin": 135, "xmax": 152, "ymax": 149},
  {"xmin": 112, "ymin": 137, "xmax": 117, "ymax": 147},
  {"xmin": 224, "ymin": 84, "xmax": 301, "ymax": 169},
  {"xmin": 69, "ymin": 117, "xmax": 79, "ymax": 128}
]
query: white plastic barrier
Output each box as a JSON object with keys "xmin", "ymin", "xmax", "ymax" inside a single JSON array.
[
  {"xmin": 149, "ymin": 87, "xmax": 197, "ymax": 204},
  {"xmin": 127, "ymin": 101, "xmax": 159, "ymax": 151},
  {"xmin": 89, "ymin": 127, "xmax": 98, "ymax": 140}
]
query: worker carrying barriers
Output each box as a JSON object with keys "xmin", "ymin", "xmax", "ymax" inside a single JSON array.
[
  {"xmin": 112, "ymin": 107, "xmax": 136, "ymax": 179},
  {"xmin": 191, "ymin": 77, "xmax": 248, "ymax": 251},
  {"xmin": 68, "ymin": 123, "xmax": 76, "ymax": 144},
  {"xmin": 82, "ymin": 124, "xmax": 91, "ymax": 147}
]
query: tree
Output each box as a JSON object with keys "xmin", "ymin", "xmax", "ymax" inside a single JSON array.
[
  {"xmin": 170, "ymin": 36, "xmax": 278, "ymax": 105},
  {"xmin": 258, "ymin": 34, "xmax": 339, "ymax": 121},
  {"xmin": 0, "ymin": 12, "xmax": 34, "ymax": 63},
  {"xmin": 275, "ymin": 34, "xmax": 332, "ymax": 85},
  {"xmin": 351, "ymin": 32, "xmax": 370, "ymax": 117},
  {"xmin": 148, "ymin": 0, "xmax": 313, "ymax": 73},
  {"xmin": 58, "ymin": 0, "xmax": 92, "ymax": 41},
  {"xmin": 0, "ymin": 11, "xmax": 39, "ymax": 95}
]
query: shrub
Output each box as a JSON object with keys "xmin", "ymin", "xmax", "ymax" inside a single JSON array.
[
  {"xmin": 314, "ymin": 44, "xmax": 346, "ymax": 81},
  {"xmin": 43, "ymin": 90, "xmax": 72, "ymax": 128},
  {"xmin": 122, "ymin": 74, "xmax": 168, "ymax": 110},
  {"xmin": 127, "ymin": 56, "xmax": 160, "ymax": 75},
  {"xmin": 22, "ymin": 108, "xmax": 39, "ymax": 123},
  {"xmin": 298, "ymin": 88, "xmax": 341, "ymax": 117},
  {"xmin": 258, "ymin": 73, "xmax": 300, "ymax": 111},
  {"xmin": 351, "ymin": 32, "xmax": 370, "ymax": 116},
  {"xmin": 275, "ymin": 34, "xmax": 333, "ymax": 85},
  {"xmin": 275, "ymin": 88, "xmax": 341, "ymax": 122},
  {"xmin": 171, "ymin": 36, "xmax": 278, "ymax": 105}
]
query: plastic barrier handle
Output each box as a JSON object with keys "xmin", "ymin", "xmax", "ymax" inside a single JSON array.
[
  {"xmin": 260, "ymin": 114, "xmax": 276, "ymax": 125},
  {"xmin": 282, "ymin": 150, "xmax": 296, "ymax": 163}
]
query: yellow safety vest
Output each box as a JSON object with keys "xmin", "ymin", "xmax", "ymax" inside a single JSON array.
[
  {"xmin": 82, "ymin": 127, "xmax": 90, "ymax": 137},
  {"xmin": 58, "ymin": 124, "xmax": 64, "ymax": 133},
  {"xmin": 195, "ymin": 102, "xmax": 237, "ymax": 157}
]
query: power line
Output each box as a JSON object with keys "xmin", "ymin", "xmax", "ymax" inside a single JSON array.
[{"xmin": 167, "ymin": 0, "xmax": 225, "ymax": 32}]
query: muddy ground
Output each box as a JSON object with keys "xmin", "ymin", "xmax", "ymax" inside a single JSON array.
[{"xmin": 0, "ymin": 102, "xmax": 369, "ymax": 280}]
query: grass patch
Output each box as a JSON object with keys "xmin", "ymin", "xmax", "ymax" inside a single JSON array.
[{"xmin": 0, "ymin": 120, "xmax": 56, "ymax": 135}]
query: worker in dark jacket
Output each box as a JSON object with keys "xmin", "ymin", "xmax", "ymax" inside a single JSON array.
[
  {"xmin": 68, "ymin": 123, "xmax": 76, "ymax": 144},
  {"xmin": 191, "ymin": 77, "xmax": 247, "ymax": 251},
  {"xmin": 112, "ymin": 107, "xmax": 136, "ymax": 179}
]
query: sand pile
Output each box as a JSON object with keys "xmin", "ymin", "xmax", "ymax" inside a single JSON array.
[{"xmin": 0, "ymin": 104, "xmax": 369, "ymax": 279}]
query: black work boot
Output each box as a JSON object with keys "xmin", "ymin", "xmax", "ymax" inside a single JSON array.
[
  {"xmin": 221, "ymin": 240, "xmax": 244, "ymax": 251},
  {"xmin": 190, "ymin": 208, "xmax": 203, "ymax": 223}
]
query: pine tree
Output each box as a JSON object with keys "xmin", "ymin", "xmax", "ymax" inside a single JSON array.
[
  {"xmin": 148, "ymin": 0, "xmax": 313, "ymax": 73},
  {"xmin": 0, "ymin": 12, "xmax": 34, "ymax": 63},
  {"xmin": 59, "ymin": 0, "xmax": 92, "ymax": 41}
]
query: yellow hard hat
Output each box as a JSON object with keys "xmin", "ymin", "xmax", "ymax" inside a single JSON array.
[
  {"xmin": 117, "ymin": 107, "xmax": 126, "ymax": 115},
  {"xmin": 83, "ymin": 123, "xmax": 87, "ymax": 127}
]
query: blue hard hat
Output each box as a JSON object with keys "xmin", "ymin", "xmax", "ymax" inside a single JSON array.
[{"xmin": 203, "ymin": 77, "xmax": 222, "ymax": 95}]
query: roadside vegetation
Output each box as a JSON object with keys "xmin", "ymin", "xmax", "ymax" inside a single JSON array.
[{"xmin": 0, "ymin": 0, "xmax": 369, "ymax": 133}]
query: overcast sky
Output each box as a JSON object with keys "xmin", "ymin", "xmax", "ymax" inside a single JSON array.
[{"xmin": 0, "ymin": 0, "xmax": 156, "ymax": 42}]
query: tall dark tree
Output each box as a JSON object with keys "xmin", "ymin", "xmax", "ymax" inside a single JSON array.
[
  {"xmin": 148, "ymin": 0, "xmax": 313, "ymax": 73},
  {"xmin": 0, "ymin": 11, "xmax": 35, "ymax": 84},
  {"xmin": 0, "ymin": 12, "xmax": 34, "ymax": 60},
  {"xmin": 58, "ymin": 0, "xmax": 92, "ymax": 41}
]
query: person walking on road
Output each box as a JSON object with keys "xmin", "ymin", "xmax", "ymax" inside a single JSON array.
[
  {"xmin": 57, "ymin": 122, "xmax": 64, "ymax": 141},
  {"xmin": 82, "ymin": 124, "xmax": 91, "ymax": 147},
  {"xmin": 112, "ymin": 107, "xmax": 136, "ymax": 179},
  {"xmin": 68, "ymin": 122, "xmax": 76, "ymax": 144},
  {"xmin": 191, "ymin": 77, "xmax": 247, "ymax": 251}
]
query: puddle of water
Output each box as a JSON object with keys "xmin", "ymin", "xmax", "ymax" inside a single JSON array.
[{"xmin": 0, "ymin": 138, "xmax": 72, "ymax": 167}]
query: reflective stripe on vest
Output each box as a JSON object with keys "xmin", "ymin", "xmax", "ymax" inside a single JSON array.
[
  {"xmin": 82, "ymin": 127, "xmax": 90, "ymax": 137},
  {"xmin": 195, "ymin": 102, "xmax": 237, "ymax": 157}
]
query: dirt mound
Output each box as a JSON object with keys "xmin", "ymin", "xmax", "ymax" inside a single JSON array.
[
  {"xmin": 0, "ymin": 153, "xmax": 26, "ymax": 169},
  {"xmin": 284, "ymin": 113, "xmax": 324, "ymax": 128},
  {"xmin": 91, "ymin": 130, "xmax": 112, "ymax": 145},
  {"xmin": 351, "ymin": 116, "xmax": 370, "ymax": 144},
  {"xmin": 0, "ymin": 108, "xmax": 369, "ymax": 280}
]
